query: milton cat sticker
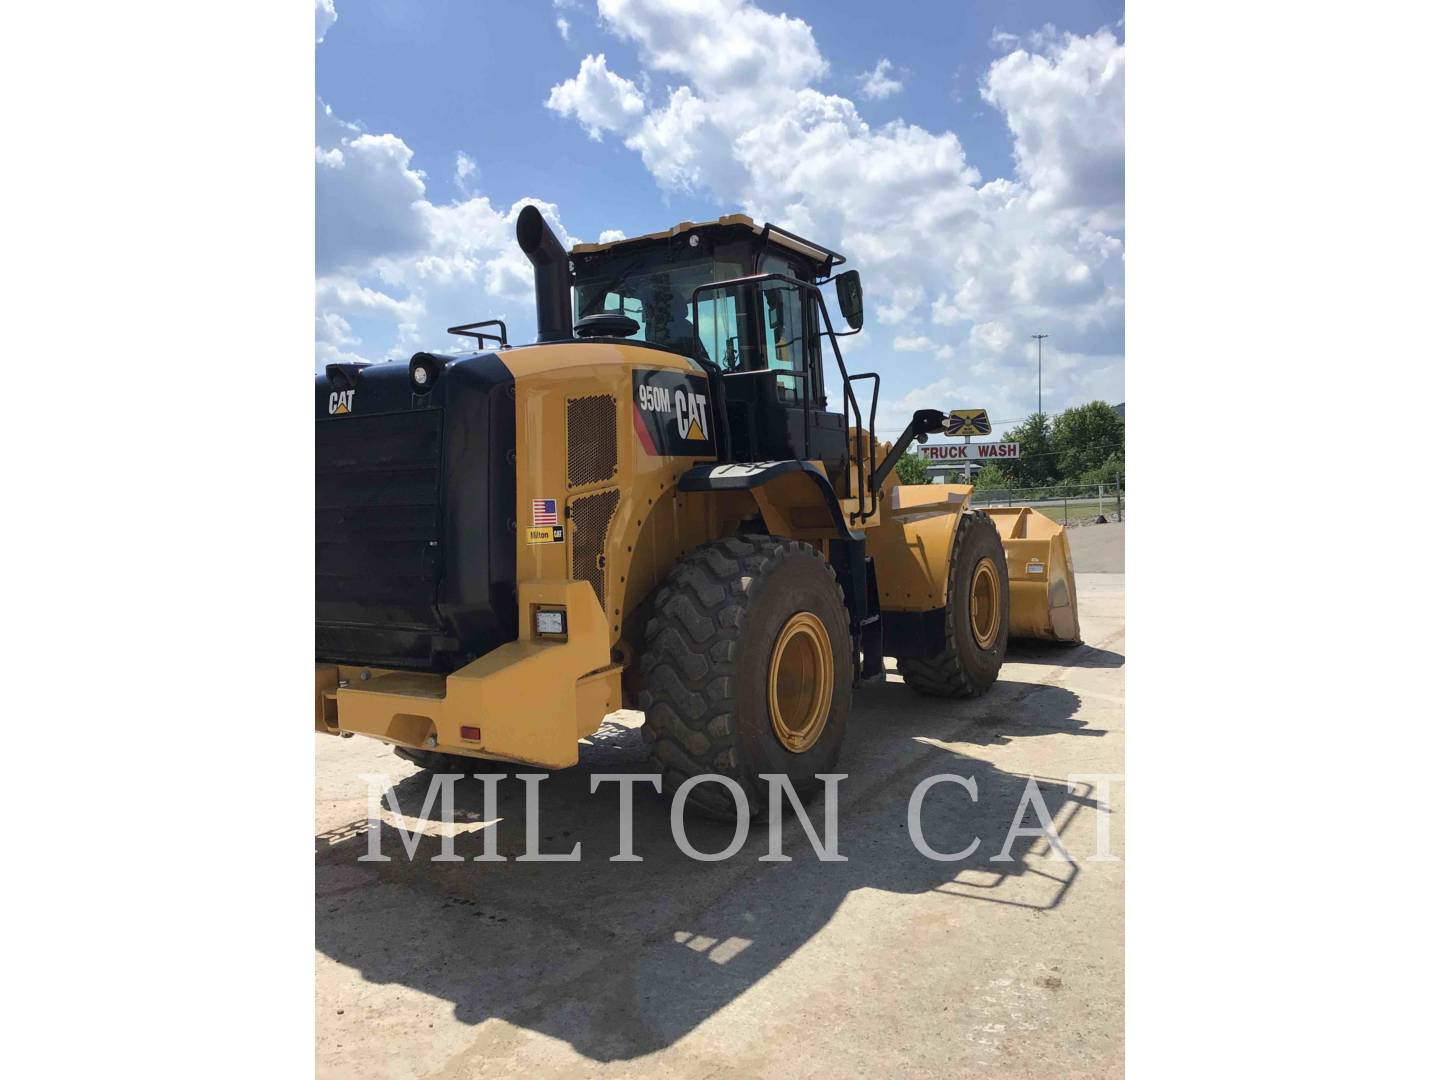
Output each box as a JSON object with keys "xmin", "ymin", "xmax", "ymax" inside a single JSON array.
[{"xmin": 632, "ymin": 369, "xmax": 716, "ymax": 456}]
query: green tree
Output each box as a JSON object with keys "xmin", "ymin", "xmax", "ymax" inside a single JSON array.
[
  {"xmin": 1051, "ymin": 401, "xmax": 1124, "ymax": 480},
  {"xmin": 973, "ymin": 463, "xmax": 1010, "ymax": 490},
  {"xmin": 1000, "ymin": 413, "xmax": 1056, "ymax": 486},
  {"xmin": 1075, "ymin": 452, "xmax": 1126, "ymax": 488},
  {"xmin": 894, "ymin": 451, "xmax": 931, "ymax": 485}
]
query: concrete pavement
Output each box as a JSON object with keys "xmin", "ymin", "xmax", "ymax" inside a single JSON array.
[
  {"xmin": 1066, "ymin": 521, "xmax": 1124, "ymax": 573},
  {"xmin": 315, "ymin": 532, "xmax": 1124, "ymax": 1078}
]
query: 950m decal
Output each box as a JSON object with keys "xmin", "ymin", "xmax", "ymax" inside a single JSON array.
[{"xmin": 632, "ymin": 369, "xmax": 715, "ymax": 456}]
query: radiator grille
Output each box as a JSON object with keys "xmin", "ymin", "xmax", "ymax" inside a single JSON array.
[
  {"xmin": 316, "ymin": 409, "xmax": 444, "ymax": 634},
  {"xmin": 569, "ymin": 488, "xmax": 620, "ymax": 614},
  {"xmin": 566, "ymin": 395, "xmax": 617, "ymax": 487}
]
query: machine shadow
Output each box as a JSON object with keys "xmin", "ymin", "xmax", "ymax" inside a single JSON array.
[
  {"xmin": 1002, "ymin": 641, "xmax": 1126, "ymax": 669},
  {"xmin": 315, "ymin": 682, "xmax": 1101, "ymax": 1063},
  {"xmin": 863, "ymin": 677, "xmax": 1101, "ymax": 744}
]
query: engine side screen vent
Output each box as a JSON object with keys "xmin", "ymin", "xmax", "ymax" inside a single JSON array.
[
  {"xmin": 569, "ymin": 487, "xmax": 620, "ymax": 615},
  {"xmin": 566, "ymin": 394, "xmax": 618, "ymax": 487}
]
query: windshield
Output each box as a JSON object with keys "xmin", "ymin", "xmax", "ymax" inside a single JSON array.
[{"xmin": 573, "ymin": 248, "xmax": 745, "ymax": 361}]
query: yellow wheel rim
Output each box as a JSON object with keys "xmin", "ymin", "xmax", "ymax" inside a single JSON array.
[
  {"xmin": 767, "ymin": 611, "xmax": 834, "ymax": 754},
  {"xmin": 970, "ymin": 557, "xmax": 1001, "ymax": 650}
]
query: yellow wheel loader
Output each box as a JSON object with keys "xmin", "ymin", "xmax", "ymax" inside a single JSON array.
[{"xmin": 315, "ymin": 208, "xmax": 1080, "ymax": 818}]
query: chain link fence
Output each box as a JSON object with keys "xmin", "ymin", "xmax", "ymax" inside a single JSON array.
[{"xmin": 965, "ymin": 482, "xmax": 1125, "ymax": 525}]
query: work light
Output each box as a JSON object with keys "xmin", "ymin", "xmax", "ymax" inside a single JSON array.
[{"xmin": 408, "ymin": 353, "xmax": 440, "ymax": 393}]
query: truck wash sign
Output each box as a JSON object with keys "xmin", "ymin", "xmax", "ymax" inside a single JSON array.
[
  {"xmin": 918, "ymin": 442, "xmax": 1022, "ymax": 462},
  {"xmin": 632, "ymin": 369, "xmax": 716, "ymax": 456}
]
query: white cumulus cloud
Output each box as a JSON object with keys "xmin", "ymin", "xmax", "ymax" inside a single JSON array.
[
  {"xmin": 316, "ymin": 0, "xmax": 336, "ymax": 44},
  {"xmin": 982, "ymin": 27, "xmax": 1125, "ymax": 226},
  {"xmin": 598, "ymin": 0, "xmax": 826, "ymax": 97},
  {"xmin": 315, "ymin": 101, "xmax": 429, "ymax": 275},
  {"xmin": 454, "ymin": 151, "xmax": 477, "ymax": 191},
  {"xmin": 545, "ymin": 53, "xmax": 647, "ymax": 140},
  {"xmin": 876, "ymin": 283, "xmax": 923, "ymax": 325},
  {"xmin": 970, "ymin": 320, "xmax": 1014, "ymax": 354},
  {"xmin": 314, "ymin": 99, "xmax": 576, "ymax": 368},
  {"xmin": 541, "ymin": 2, "xmax": 1124, "ymax": 428},
  {"xmin": 314, "ymin": 1, "xmax": 1125, "ymax": 431},
  {"xmin": 857, "ymin": 58, "xmax": 903, "ymax": 101}
]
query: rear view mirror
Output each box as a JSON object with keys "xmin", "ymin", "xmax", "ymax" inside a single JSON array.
[{"xmin": 835, "ymin": 270, "xmax": 863, "ymax": 330}]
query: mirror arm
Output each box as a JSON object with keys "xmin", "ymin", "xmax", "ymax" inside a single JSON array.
[{"xmin": 872, "ymin": 409, "xmax": 947, "ymax": 491}]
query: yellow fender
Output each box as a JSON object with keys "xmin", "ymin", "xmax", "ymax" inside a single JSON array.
[{"xmin": 986, "ymin": 506, "xmax": 1082, "ymax": 644}]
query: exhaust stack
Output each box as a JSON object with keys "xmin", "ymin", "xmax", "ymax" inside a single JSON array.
[{"xmin": 516, "ymin": 205, "xmax": 574, "ymax": 343}]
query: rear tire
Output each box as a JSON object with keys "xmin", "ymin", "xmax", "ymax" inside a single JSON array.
[
  {"xmin": 898, "ymin": 511, "xmax": 1009, "ymax": 697},
  {"xmin": 636, "ymin": 535, "xmax": 853, "ymax": 820}
]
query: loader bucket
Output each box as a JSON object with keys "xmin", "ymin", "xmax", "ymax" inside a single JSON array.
[{"xmin": 985, "ymin": 506, "xmax": 1082, "ymax": 644}]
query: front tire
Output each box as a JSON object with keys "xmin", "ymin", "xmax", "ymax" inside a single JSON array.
[
  {"xmin": 636, "ymin": 535, "xmax": 853, "ymax": 820},
  {"xmin": 898, "ymin": 511, "xmax": 1009, "ymax": 697}
]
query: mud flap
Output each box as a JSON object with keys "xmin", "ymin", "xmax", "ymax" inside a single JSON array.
[{"xmin": 829, "ymin": 538, "xmax": 885, "ymax": 682}]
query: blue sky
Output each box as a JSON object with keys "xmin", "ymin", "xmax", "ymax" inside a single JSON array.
[{"xmin": 316, "ymin": 0, "xmax": 1124, "ymax": 437}]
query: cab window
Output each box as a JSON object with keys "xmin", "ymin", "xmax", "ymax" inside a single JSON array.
[
  {"xmin": 597, "ymin": 290, "xmax": 647, "ymax": 341},
  {"xmin": 759, "ymin": 254, "xmax": 818, "ymax": 403},
  {"xmin": 697, "ymin": 289, "xmax": 742, "ymax": 371},
  {"xmin": 572, "ymin": 248, "xmax": 745, "ymax": 362}
]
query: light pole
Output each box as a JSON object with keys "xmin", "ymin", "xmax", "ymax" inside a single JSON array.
[{"xmin": 1032, "ymin": 333, "xmax": 1048, "ymax": 416}]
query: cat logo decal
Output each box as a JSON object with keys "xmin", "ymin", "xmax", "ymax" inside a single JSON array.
[{"xmin": 632, "ymin": 370, "xmax": 715, "ymax": 456}]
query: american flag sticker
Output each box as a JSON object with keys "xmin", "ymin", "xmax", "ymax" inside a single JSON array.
[{"xmin": 531, "ymin": 498, "xmax": 558, "ymax": 526}]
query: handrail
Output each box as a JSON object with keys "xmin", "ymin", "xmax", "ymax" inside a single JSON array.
[
  {"xmin": 690, "ymin": 271, "xmax": 878, "ymax": 522},
  {"xmin": 446, "ymin": 319, "xmax": 509, "ymax": 349},
  {"xmin": 847, "ymin": 372, "xmax": 880, "ymax": 521}
]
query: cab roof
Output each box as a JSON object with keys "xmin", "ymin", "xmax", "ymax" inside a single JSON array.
[{"xmin": 570, "ymin": 213, "xmax": 844, "ymax": 272}]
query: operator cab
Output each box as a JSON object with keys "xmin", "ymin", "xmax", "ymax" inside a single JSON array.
[{"xmin": 570, "ymin": 215, "xmax": 864, "ymax": 468}]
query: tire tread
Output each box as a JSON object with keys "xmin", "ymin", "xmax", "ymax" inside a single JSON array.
[
  {"xmin": 897, "ymin": 511, "xmax": 1007, "ymax": 698},
  {"xmin": 637, "ymin": 534, "xmax": 847, "ymax": 817}
]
